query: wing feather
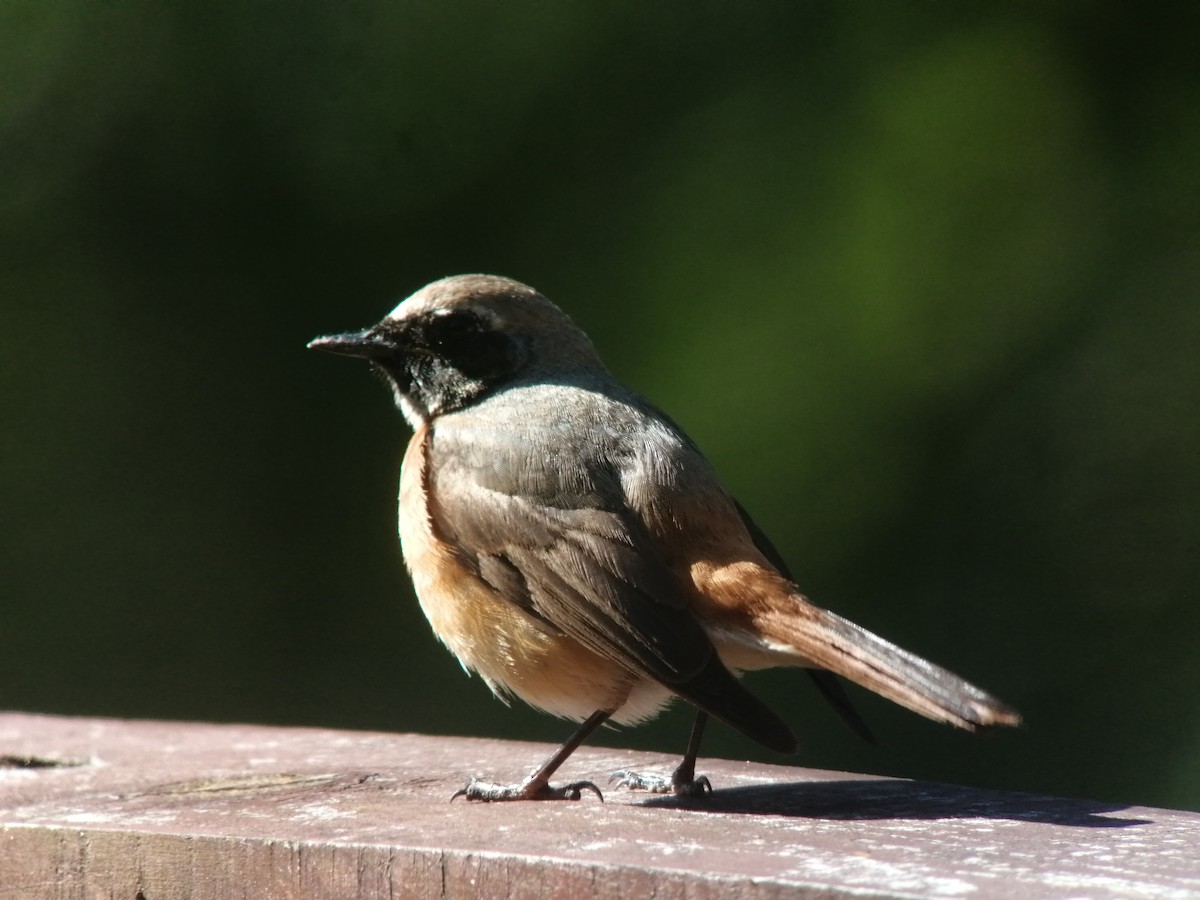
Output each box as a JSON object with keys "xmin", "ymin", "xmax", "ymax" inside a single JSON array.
[{"xmin": 426, "ymin": 420, "xmax": 796, "ymax": 752}]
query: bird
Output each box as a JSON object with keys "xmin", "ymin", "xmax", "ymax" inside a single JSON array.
[{"xmin": 308, "ymin": 274, "xmax": 1020, "ymax": 802}]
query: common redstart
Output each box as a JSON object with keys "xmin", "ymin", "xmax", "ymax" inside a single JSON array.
[{"xmin": 309, "ymin": 274, "xmax": 1020, "ymax": 801}]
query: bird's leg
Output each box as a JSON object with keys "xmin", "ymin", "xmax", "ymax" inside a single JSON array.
[
  {"xmin": 611, "ymin": 710, "xmax": 713, "ymax": 797},
  {"xmin": 667, "ymin": 710, "xmax": 713, "ymax": 794},
  {"xmin": 452, "ymin": 709, "xmax": 610, "ymax": 801}
]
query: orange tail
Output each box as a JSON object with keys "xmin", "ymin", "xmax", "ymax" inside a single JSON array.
[{"xmin": 758, "ymin": 601, "xmax": 1021, "ymax": 731}]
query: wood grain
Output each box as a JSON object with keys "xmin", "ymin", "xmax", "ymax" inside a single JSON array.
[{"xmin": 0, "ymin": 713, "xmax": 1195, "ymax": 898}]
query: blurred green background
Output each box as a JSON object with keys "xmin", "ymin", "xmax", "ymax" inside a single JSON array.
[{"xmin": 3, "ymin": 2, "xmax": 1198, "ymax": 812}]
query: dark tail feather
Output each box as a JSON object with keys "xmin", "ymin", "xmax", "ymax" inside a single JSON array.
[
  {"xmin": 734, "ymin": 500, "xmax": 882, "ymax": 743},
  {"xmin": 806, "ymin": 670, "xmax": 877, "ymax": 744},
  {"xmin": 678, "ymin": 654, "xmax": 798, "ymax": 754}
]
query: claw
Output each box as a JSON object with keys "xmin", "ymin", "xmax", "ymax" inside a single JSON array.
[{"xmin": 555, "ymin": 780, "xmax": 605, "ymax": 802}]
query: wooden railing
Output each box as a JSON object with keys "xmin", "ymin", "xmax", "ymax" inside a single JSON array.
[{"xmin": 1, "ymin": 713, "xmax": 1196, "ymax": 898}]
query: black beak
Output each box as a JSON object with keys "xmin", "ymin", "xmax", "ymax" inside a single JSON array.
[{"xmin": 307, "ymin": 328, "xmax": 397, "ymax": 360}]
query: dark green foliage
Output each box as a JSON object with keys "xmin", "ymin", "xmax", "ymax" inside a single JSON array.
[{"xmin": 1, "ymin": 1, "xmax": 1196, "ymax": 810}]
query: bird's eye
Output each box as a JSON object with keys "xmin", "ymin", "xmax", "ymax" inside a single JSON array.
[
  {"xmin": 425, "ymin": 309, "xmax": 483, "ymax": 348},
  {"xmin": 421, "ymin": 307, "xmax": 523, "ymax": 381}
]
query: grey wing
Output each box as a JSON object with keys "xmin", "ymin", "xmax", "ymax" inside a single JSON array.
[{"xmin": 427, "ymin": 422, "xmax": 797, "ymax": 753}]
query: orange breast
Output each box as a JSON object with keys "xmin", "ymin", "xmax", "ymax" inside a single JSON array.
[{"xmin": 397, "ymin": 424, "xmax": 660, "ymax": 723}]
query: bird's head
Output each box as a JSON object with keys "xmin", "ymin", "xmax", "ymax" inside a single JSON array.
[{"xmin": 308, "ymin": 274, "xmax": 605, "ymax": 427}]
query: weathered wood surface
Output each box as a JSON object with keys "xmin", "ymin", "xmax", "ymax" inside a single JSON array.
[{"xmin": 0, "ymin": 713, "xmax": 1196, "ymax": 899}]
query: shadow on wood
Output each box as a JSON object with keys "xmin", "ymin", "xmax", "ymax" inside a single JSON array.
[{"xmin": 637, "ymin": 778, "xmax": 1152, "ymax": 828}]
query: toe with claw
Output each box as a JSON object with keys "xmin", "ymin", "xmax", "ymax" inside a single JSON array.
[
  {"xmin": 609, "ymin": 769, "xmax": 713, "ymax": 797},
  {"xmin": 451, "ymin": 775, "xmax": 604, "ymax": 802}
]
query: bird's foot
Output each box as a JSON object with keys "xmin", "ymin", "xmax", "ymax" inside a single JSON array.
[
  {"xmin": 451, "ymin": 774, "xmax": 603, "ymax": 802},
  {"xmin": 609, "ymin": 769, "xmax": 713, "ymax": 798}
]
